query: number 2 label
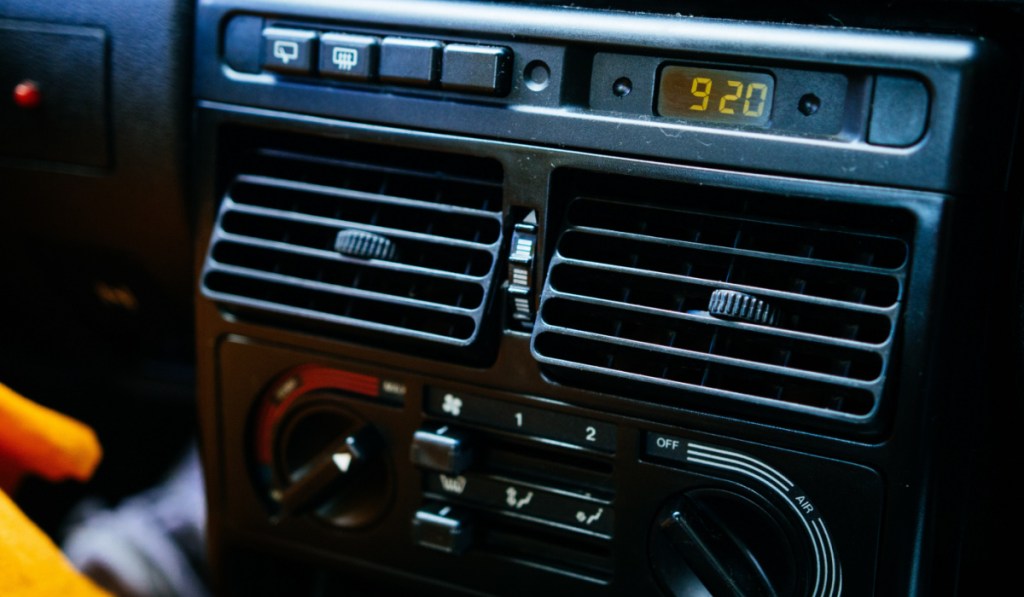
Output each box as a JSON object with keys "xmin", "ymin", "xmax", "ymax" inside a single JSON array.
[{"xmin": 718, "ymin": 80, "xmax": 743, "ymax": 114}]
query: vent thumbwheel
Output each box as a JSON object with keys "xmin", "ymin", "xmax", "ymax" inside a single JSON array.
[
  {"xmin": 335, "ymin": 229, "xmax": 398, "ymax": 261},
  {"xmin": 708, "ymin": 290, "xmax": 778, "ymax": 326}
]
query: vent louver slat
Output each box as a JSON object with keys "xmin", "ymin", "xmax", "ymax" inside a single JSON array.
[
  {"xmin": 201, "ymin": 131, "xmax": 503, "ymax": 351},
  {"xmin": 532, "ymin": 189, "xmax": 911, "ymax": 432}
]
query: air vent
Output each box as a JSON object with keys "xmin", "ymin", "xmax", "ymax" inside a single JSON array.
[
  {"xmin": 201, "ymin": 130, "xmax": 504, "ymax": 351},
  {"xmin": 532, "ymin": 178, "xmax": 912, "ymax": 432}
]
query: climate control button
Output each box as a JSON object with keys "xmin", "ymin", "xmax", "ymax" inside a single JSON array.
[
  {"xmin": 413, "ymin": 504, "xmax": 473, "ymax": 554},
  {"xmin": 410, "ymin": 427, "xmax": 474, "ymax": 474},
  {"xmin": 319, "ymin": 33, "xmax": 379, "ymax": 81}
]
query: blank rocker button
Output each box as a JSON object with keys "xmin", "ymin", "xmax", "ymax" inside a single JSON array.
[
  {"xmin": 380, "ymin": 37, "xmax": 442, "ymax": 86},
  {"xmin": 441, "ymin": 44, "xmax": 512, "ymax": 95}
]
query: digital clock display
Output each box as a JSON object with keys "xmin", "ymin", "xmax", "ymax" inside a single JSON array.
[{"xmin": 657, "ymin": 65, "xmax": 775, "ymax": 126}]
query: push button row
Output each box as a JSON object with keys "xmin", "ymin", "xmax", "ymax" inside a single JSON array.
[
  {"xmin": 262, "ymin": 27, "xmax": 512, "ymax": 95},
  {"xmin": 424, "ymin": 388, "xmax": 616, "ymax": 453},
  {"xmin": 424, "ymin": 472, "xmax": 615, "ymax": 538}
]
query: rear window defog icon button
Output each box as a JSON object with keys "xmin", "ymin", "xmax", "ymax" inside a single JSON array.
[{"xmin": 320, "ymin": 33, "xmax": 379, "ymax": 81}]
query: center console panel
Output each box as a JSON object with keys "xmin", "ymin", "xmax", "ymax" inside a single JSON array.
[{"xmin": 192, "ymin": 1, "xmax": 1020, "ymax": 594}]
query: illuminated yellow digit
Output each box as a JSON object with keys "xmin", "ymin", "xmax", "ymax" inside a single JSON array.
[
  {"xmin": 719, "ymin": 81, "xmax": 743, "ymax": 114},
  {"xmin": 743, "ymin": 83, "xmax": 769, "ymax": 117},
  {"xmin": 690, "ymin": 77, "xmax": 712, "ymax": 111}
]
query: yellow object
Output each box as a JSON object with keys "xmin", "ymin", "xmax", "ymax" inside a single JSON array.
[
  {"xmin": 0, "ymin": 382, "xmax": 109, "ymax": 596},
  {"xmin": 0, "ymin": 490, "xmax": 109, "ymax": 597},
  {"xmin": 0, "ymin": 383, "xmax": 102, "ymax": 486}
]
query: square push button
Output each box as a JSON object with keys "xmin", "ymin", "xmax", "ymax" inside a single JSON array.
[
  {"xmin": 868, "ymin": 75, "xmax": 930, "ymax": 147},
  {"xmin": 319, "ymin": 33, "xmax": 378, "ymax": 81},
  {"xmin": 380, "ymin": 37, "xmax": 442, "ymax": 86},
  {"xmin": 262, "ymin": 27, "xmax": 316, "ymax": 74},
  {"xmin": 412, "ymin": 506, "xmax": 472, "ymax": 554},
  {"xmin": 441, "ymin": 44, "xmax": 512, "ymax": 95}
]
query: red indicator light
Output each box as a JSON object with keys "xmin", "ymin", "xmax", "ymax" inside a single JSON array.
[{"xmin": 13, "ymin": 80, "xmax": 41, "ymax": 109}]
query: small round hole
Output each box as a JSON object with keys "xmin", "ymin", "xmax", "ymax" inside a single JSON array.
[
  {"xmin": 613, "ymin": 77, "xmax": 633, "ymax": 97},
  {"xmin": 524, "ymin": 61, "xmax": 550, "ymax": 92},
  {"xmin": 798, "ymin": 93, "xmax": 821, "ymax": 116}
]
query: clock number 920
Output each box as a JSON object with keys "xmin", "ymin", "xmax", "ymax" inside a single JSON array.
[
  {"xmin": 689, "ymin": 77, "xmax": 769, "ymax": 118},
  {"xmin": 656, "ymin": 66, "xmax": 774, "ymax": 126}
]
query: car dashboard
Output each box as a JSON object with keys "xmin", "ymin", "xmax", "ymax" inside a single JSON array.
[{"xmin": 2, "ymin": 0, "xmax": 1024, "ymax": 595}]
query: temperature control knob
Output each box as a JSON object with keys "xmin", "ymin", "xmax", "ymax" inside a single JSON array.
[
  {"xmin": 650, "ymin": 489, "xmax": 803, "ymax": 597},
  {"xmin": 269, "ymin": 395, "xmax": 391, "ymax": 527},
  {"xmin": 274, "ymin": 425, "xmax": 379, "ymax": 517}
]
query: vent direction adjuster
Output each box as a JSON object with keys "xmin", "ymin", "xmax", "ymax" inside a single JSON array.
[
  {"xmin": 708, "ymin": 289, "xmax": 778, "ymax": 326},
  {"xmin": 508, "ymin": 212, "xmax": 538, "ymax": 328},
  {"xmin": 335, "ymin": 229, "xmax": 398, "ymax": 261}
]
